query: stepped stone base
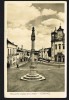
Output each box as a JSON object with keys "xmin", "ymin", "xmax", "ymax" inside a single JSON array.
[{"xmin": 20, "ymin": 73, "xmax": 45, "ymax": 81}]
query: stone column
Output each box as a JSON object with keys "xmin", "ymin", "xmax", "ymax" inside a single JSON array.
[
  {"xmin": 21, "ymin": 27, "xmax": 45, "ymax": 81},
  {"xmin": 30, "ymin": 27, "xmax": 36, "ymax": 75}
]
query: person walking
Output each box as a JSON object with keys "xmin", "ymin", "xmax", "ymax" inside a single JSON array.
[{"xmin": 17, "ymin": 59, "xmax": 19, "ymax": 68}]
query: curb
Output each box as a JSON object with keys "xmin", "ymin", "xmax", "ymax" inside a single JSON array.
[{"xmin": 36, "ymin": 62, "xmax": 64, "ymax": 66}]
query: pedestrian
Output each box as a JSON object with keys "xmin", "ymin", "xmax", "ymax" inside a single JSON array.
[{"xmin": 17, "ymin": 59, "xmax": 19, "ymax": 68}]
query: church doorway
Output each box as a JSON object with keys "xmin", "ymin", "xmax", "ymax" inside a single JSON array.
[{"xmin": 58, "ymin": 56, "xmax": 61, "ymax": 62}]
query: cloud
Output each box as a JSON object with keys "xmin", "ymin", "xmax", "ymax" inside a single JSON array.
[
  {"xmin": 42, "ymin": 9, "xmax": 64, "ymax": 22},
  {"xmin": 42, "ymin": 9, "xmax": 57, "ymax": 16},
  {"xmin": 7, "ymin": 18, "xmax": 64, "ymax": 50},
  {"xmin": 7, "ymin": 3, "xmax": 40, "ymax": 27},
  {"xmin": 41, "ymin": 18, "xmax": 64, "ymax": 31},
  {"xmin": 57, "ymin": 12, "xmax": 64, "ymax": 21},
  {"xmin": 7, "ymin": 27, "xmax": 31, "ymax": 49},
  {"xmin": 36, "ymin": 24, "xmax": 51, "ymax": 35},
  {"xmin": 7, "ymin": 25, "xmax": 51, "ymax": 50},
  {"xmin": 6, "ymin": 3, "xmax": 65, "ymax": 50},
  {"xmin": 35, "ymin": 33, "xmax": 51, "ymax": 49}
]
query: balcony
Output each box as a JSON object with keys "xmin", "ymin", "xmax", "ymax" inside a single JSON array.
[{"xmin": 51, "ymin": 38, "xmax": 64, "ymax": 42}]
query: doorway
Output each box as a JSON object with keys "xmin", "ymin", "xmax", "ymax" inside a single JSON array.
[{"xmin": 58, "ymin": 56, "xmax": 61, "ymax": 62}]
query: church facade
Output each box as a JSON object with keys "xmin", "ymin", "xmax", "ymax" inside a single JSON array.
[{"xmin": 51, "ymin": 25, "xmax": 65, "ymax": 62}]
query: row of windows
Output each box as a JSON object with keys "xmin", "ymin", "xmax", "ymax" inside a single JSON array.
[
  {"xmin": 8, "ymin": 48, "xmax": 16, "ymax": 55},
  {"xmin": 55, "ymin": 44, "xmax": 64, "ymax": 49}
]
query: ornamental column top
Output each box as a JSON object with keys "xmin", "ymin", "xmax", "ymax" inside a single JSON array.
[{"xmin": 31, "ymin": 26, "xmax": 35, "ymax": 41}]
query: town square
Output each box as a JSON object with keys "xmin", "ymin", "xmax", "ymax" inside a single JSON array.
[{"xmin": 7, "ymin": 25, "xmax": 65, "ymax": 92}]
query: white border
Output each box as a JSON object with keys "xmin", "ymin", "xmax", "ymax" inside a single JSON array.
[{"xmin": 4, "ymin": 1, "xmax": 67, "ymax": 98}]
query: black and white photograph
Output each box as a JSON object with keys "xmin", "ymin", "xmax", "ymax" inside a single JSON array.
[{"xmin": 4, "ymin": 1, "xmax": 67, "ymax": 98}]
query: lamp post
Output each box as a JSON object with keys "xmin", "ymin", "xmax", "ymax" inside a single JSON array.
[{"xmin": 21, "ymin": 27, "xmax": 45, "ymax": 81}]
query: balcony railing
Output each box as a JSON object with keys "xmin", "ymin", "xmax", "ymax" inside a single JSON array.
[{"xmin": 51, "ymin": 38, "xmax": 64, "ymax": 42}]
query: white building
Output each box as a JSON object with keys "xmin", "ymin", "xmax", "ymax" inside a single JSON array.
[
  {"xmin": 44, "ymin": 48, "xmax": 51, "ymax": 60},
  {"xmin": 17, "ymin": 48, "xmax": 24, "ymax": 62},
  {"xmin": 7, "ymin": 39, "xmax": 17, "ymax": 67},
  {"xmin": 23, "ymin": 49, "xmax": 30, "ymax": 61},
  {"xmin": 39, "ymin": 48, "xmax": 45, "ymax": 59},
  {"xmin": 51, "ymin": 25, "xmax": 65, "ymax": 62},
  {"xmin": 39, "ymin": 48, "xmax": 51, "ymax": 60}
]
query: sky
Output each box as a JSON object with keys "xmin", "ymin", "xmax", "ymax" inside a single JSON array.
[{"xmin": 6, "ymin": 1, "xmax": 65, "ymax": 50}]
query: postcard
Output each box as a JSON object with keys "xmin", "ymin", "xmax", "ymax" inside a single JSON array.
[{"xmin": 4, "ymin": 1, "xmax": 67, "ymax": 98}]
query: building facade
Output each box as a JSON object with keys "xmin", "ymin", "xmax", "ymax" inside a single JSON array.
[
  {"xmin": 39, "ymin": 48, "xmax": 51, "ymax": 60},
  {"xmin": 7, "ymin": 39, "xmax": 17, "ymax": 67},
  {"xmin": 39, "ymin": 48, "xmax": 45, "ymax": 59},
  {"xmin": 51, "ymin": 25, "xmax": 65, "ymax": 62},
  {"xmin": 44, "ymin": 48, "xmax": 51, "ymax": 60},
  {"xmin": 17, "ymin": 48, "xmax": 24, "ymax": 63},
  {"xmin": 34, "ymin": 51, "xmax": 39, "ymax": 61}
]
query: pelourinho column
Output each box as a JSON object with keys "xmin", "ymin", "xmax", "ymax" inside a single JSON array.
[
  {"xmin": 30, "ymin": 27, "xmax": 36, "ymax": 75},
  {"xmin": 21, "ymin": 27, "xmax": 45, "ymax": 81}
]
